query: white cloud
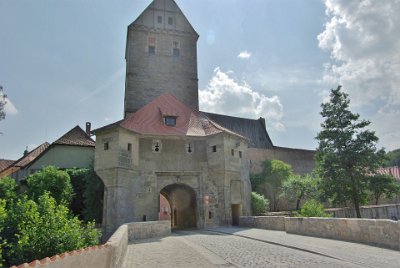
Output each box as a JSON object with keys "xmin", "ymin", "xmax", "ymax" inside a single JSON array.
[
  {"xmin": 199, "ymin": 67, "xmax": 284, "ymax": 131},
  {"xmin": 4, "ymin": 97, "xmax": 18, "ymax": 115},
  {"xmin": 318, "ymin": 0, "xmax": 400, "ymax": 150},
  {"xmin": 238, "ymin": 51, "xmax": 251, "ymax": 59}
]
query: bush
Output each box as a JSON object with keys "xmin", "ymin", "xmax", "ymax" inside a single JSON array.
[
  {"xmin": 27, "ymin": 166, "xmax": 73, "ymax": 205},
  {"xmin": 251, "ymin": 192, "xmax": 269, "ymax": 216},
  {"xmin": 4, "ymin": 193, "xmax": 101, "ymax": 266},
  {"xmin": 295, "ymin": 200, "xmax": 331, "ymax": 217},
  {"xmin": 0, "ymin": 199, "xmax": 7, "ymax": 266},
  {"xmin": 0, "ymin": 177, "xmax": 18, "ymax": 201},
  {"xmin": 82, "ymin": 170, "xmax": 104, "ymax": 223}
]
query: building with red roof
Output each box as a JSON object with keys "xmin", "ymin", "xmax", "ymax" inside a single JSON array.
[{"xmin": 0, "ymin": 125, "xmax": 95, "ymax": 181}]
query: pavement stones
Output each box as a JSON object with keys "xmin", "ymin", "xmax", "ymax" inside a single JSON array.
[{"xmin": 122, "ymin": 227, "xmax": 400, "ymax": 268}]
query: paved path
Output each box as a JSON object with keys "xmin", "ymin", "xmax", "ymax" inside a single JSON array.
[{"xmin": 122, "ymin": 227, "xmax": 400, "ymax": 268}]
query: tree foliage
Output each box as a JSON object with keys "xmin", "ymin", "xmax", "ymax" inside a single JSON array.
[
  {"xmin": 0, "ymin": 176, "xmax": 18, "ymax": 201},
  {"xmin": 82, "ymin": 169, "xmax": 104, "ymax": 223},
  {"xmin": 0, "ymin": 86, "xmax": 5, "ymax": 121},
  {"xmin": 251, "ymin": 160, "xmax": 293, "ymax": 211},
  {"xmin": 3, "ymin": 193, "xmax": 101, "ymax": 266},
  {"xmin": 315, "ymin": 86, "xmax": 385, "ymax": 218},
  {"xmin": 27, "ymin": 166, "xmax": 74, "ymax": 205},
  {"xmin": 281, "ymin": 174, "xmax": 321, "ymax": 210},
  {"xmin": 295, "ymin": 199, "xmax": 331, "ymax": 218},
  {"xmin": 384, "ymin": 149, "xmax": 400, "ymax": 167},
  {"xmin": 251, "ymin": 192, "xmax": 269, "ymax": 215},
  {"xmin": 367, "ymin": 174, "xmax": 400, "ymax": 205},
  {"xmin": 0, "ymin": 200, "xmax": 7, "ymax": 266}
]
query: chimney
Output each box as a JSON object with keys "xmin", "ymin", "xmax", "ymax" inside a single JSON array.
[
  {"xmin": 23, "ymin": 146, "xmax": 28, "ymax": 156},
  {"xmin": 86, "ymin": 122, "xmax": 91, "ymax": 136}
]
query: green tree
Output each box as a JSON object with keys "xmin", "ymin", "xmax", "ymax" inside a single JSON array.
[
  {"xmin": 281, "ymin": 174, "xmax": 321, "ymax": 210},
  {"xmin": 316, "ymin": 86, "xmax": 385, "ymax": 218},
  {"xmin": 0, "ymin": 200, "xmax": 7, "ymax": 266},
  {"xmin": 4, "ymin": 193, "xmax": 101, "ymax": 266},
  {"xmin": 82, "ymin": 169, "xmax": 104, "ymax": 223},
  {"xmin": 251, "ymin": 192, "xmax": 269, "ymax": 215},
  {"xmin": 295, "ymin": 199, "xmax": 331, "ymax": 217},
  {"xmin": 0, "ymin": 86, "xmax": 6, "ymax": 121},
  {"xmin": 0, "ymin": 177, "xmax": 18, "ymax": 201},
  {"xmin": 251, "ymin": 160, "xmax": 293, "ymax": 211},
  {"xmin": 384, "ymin": 149, "xmax": 400, "ymax": 167},
  {"xmin": 27, "ymin": 166, "xmax": 74, "ymax": 205},
  {"xmin": 368, "ymin": 174, "xmax": 400, "ymax": 205}
]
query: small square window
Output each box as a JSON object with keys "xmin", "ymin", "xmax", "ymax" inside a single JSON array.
[
  {"xmin": 168, "ymin": 17, "xmax": 173, "ymax": 25},
  {"xmin": 157, "ymin": 16, "xmax": 162, "ymax": 24},
  {"xmin": 127, "ymin": 143, "xmax": 132, "ymax": 151},
  {"xmin": 173, "ymin": 48, "xmax": 180, "ymax": 57},
  {"xmin": 239, "ymin": 151, "xmax": 242, "ymax": 158},
  {"xmin": 148, "ymin": 46, "xmax": 155, "ymax": 55},
  {"xmin": 212, "ymin": 145, "xmax": 217, "ymax": 152},
  {"xmin": 164, "ymin": 116, "xmax": 176, "ymax": 126},
  {"xmin": 104, "ymin": 142, "xmax": 109, "ymax": 150}
]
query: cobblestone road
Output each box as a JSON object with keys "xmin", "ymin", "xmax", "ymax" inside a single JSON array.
[{"xmin": 123, "ymin": 228, "xmax": 400, "ymax": 268}]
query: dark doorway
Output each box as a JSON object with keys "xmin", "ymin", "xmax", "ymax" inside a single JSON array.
[
  {"xmin": 159, "ymin": 184, "xmax": 197, "ymax": 229},
  {"xmin": 232, "ymin": 204, "xmax": 241, "ymax": 226}
]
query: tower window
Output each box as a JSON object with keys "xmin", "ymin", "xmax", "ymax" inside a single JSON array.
[
  {"xmin": 212, "ymin": 145, "xmax": 217, "ymax": 152},
  {"xmin": 157, "ymin": 16, "xmax": 162, "ymax": 24},
  {"xmin": 168, "ymin": 17, "xmax": 173, "ymax": 25},
  {"xmin": 231, "ymin": 149, "xmax": 234, "ymax": 156},
  {"xmin": 127, "ymin": 143, "xmax": 132, "ymax": 151},
  {"xmin": 239, "ymin": 151, "xmax": 242, "ymax": 158},
  {"xmin": 148, "ymin": 37, "xmax": 156, "ymax": 55},
  {"xmin": 104, "ymin": 142, "xmax": 109, "ymax": 150},
  {"xmin": 173, "ymin": 41, "xmax": 180, "ymax": 57},
  {"xmin": 164, "ymin": 116, "xmax": 177, "ymax": 126}
]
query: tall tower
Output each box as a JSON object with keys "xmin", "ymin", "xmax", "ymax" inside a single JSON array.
[{"xmin": 124, "ymin": 0, "xmax": 199, "ymax": 118}]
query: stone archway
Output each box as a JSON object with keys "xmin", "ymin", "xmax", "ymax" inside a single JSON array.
[{"xmin": 159, "ymin": 184, "xmax": 197, "ymax": 229}]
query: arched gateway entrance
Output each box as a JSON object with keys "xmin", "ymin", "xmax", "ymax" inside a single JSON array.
[{"xmin": 159, "ymin": 184, "xmax": 197, "ymax": 229}]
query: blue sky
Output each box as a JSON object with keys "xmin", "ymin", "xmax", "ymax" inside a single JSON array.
[{"xmin": 1, "ymin": 0, "xmax": 399, "ymax": 160}]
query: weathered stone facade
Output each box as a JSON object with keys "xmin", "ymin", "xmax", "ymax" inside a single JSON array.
[
  {"xmin": 95, "ymin": 124, "xmax": 251, "ymax": 237},
  {"xmin": 124, "ymin": 0, "xmax": 199, "ymax": 117}
]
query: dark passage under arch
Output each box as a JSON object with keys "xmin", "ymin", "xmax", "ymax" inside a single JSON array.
[{"xmin": 159, "ymin": 184, "xmax": 197, "ymax": 229}]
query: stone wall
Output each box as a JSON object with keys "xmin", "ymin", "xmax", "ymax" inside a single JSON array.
[
  {"xmin": 11, "ymin": 221, "xmax": 171, "ymax": 268},
  {"xmin": 239, "ymin": 216, "xmax": 400, "ymax": 250},
  {"xmin": 326, "ymin": 204, "xmax": 400, "ymax": 220},
  {"xmin": 248, "ymin": 147, "xmax": 315, "ymax": 175},
  {"xmin": 285, "ymin": 217, "xmax": 400, "ymax": 250}
]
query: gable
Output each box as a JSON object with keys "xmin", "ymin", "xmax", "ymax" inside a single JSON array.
[{"xmin": 130, "ymin": 0, "xmax": 198, "ymax": 37}]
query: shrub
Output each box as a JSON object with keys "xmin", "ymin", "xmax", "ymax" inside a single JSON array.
[
  {"xmin": 4, "ymin": 193, "xmax": 101, "ymax": 266},
  {"xmin": 0, "ymin": 177, "xmax": 18, "ymax": 201},
  {"xmin": 251, "ymin": 192, "xmax": 269, "ymax": 216},
  {"xmin": 296, "ymin": 200, "xmax": 331, "ymax": 217},
  {"xmin": 0, "ymin": 199, "xmax": 7, "ymax": 266},
  {"xmin": 27, "ymin": 166, "xmax": 73, "ymax": 205}
]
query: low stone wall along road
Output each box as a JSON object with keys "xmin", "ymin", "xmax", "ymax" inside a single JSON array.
[{"xmin": 122, "ymin": 227, "xmax": 400, "ymax": 268}]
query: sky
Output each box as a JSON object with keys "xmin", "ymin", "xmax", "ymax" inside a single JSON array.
[{"xmin": 1, "ymin": 0, "xmax": 399, "ymax": 160}]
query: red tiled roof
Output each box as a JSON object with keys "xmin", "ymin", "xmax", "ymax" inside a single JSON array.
[
  {"xmin": 116, "ymin": 92, "xmax": 246, "ymax": 139},
  {"xmin": 377, "ymin": 167, "xmax": 400, "ymax": 182},
  {"xmin": 53, "ymin": 125, "xmax": 95, "ymax": 147},
  {"xmin": 0, "ymin": 159, "xmax": 15, "ymax": 172},
  {"xmin": 12, "ymin": 142, "xmax": 50, "ymax": 168}
]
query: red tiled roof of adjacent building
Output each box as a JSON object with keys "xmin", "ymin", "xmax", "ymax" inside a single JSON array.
[
  {"xmin": 377, "ymin": 166, "xmax": 400, "ymax": 182},
  {"xmin": 97, "ymin": 92, "xmax": 246, "ymax": 140},
  {"xmin": 0, "ymin": 159, "xmax": 15, "ymax": 172},
  {"xmin": 53, "ymin": 125, "xmax": 95, "ymax": 147},
  {"xmin": 12, "ymin": 142, "xmax": 50, "ymax": 168}
]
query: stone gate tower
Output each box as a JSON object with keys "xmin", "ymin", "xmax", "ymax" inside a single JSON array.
[{"xmin": 124, "ymin": 0, "xmax": 199, "ymax": 118}]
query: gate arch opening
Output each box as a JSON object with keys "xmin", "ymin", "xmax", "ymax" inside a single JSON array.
[{"xmin": 159, "ymin": 184, "xmax": 197, "ymax": 229}]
